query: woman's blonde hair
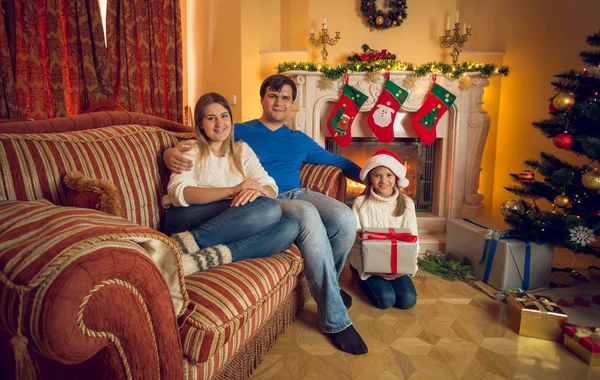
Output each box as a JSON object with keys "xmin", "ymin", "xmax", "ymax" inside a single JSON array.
[
  {"xmin": 189, "ymin": 92, "xmax": 245, "ymax": 177},
  {"xmin": 358, "ymin": 166, "xmax": 406, "ymax": 217}
]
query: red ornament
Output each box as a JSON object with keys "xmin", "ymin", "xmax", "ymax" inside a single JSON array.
[
  {"xmin": 518, "ymin": 169, "xmax": 535, "ymax": 183},
  {"xmin": 553, "ymin": 132, "xmax": 574, "ymax": 149},
  {"xmin": 548, "ymin": 102, "xmax": 559, "ymax": 114}
]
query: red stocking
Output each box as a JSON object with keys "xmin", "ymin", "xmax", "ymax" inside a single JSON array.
[
  {"xmin": 367, "ymin": 73, "xmax": 409, "ymax": 143},
  {"xmin": 412, "ymin": 76, "xmax": 457, "ymax": 145},
  {"xmin": 327, "ymin": 79, "xmax": 368, "ymax": 147}
]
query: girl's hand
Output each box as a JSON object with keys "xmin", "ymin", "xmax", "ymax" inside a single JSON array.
[
  {"xmin": 232, "ymin": 180, "xmax": 267, "ymax": 196},
  {"xmin": 166, "ymin": 146, "xmax": 193, "ymax": 173},
  {"xmin": 378, "ymin": 273, "xmax": 405, "ymax": 281},
  {"xmin": 231, "ymin": 189, "xmax": 263, "ymax": 207}
]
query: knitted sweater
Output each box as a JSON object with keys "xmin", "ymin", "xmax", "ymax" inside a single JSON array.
[
  {"xmin": 349, "ymin": 187, "xmax": 419, "ymax": 280},
  {"xmin": 162, "ymin": 141, "xmax": 278, "ymax": 208}
]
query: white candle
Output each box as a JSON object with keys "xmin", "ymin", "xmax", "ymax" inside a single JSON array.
[
  {"xmin": 468, "ymin": 25, "xmax": 472, "ymax": 31},
  {"xmin": 446, "ymin": 16, "xmax": 450, "ymax": 30},
  {"xmin": 462, "ymin": 22, "xmax": 466, "ymax": 34},
  {"xmin": 323, "ymin": 18, "xmax": 327, "ymax": 29},
  {"xmin": 310, "ymin": 28, "xmax": 314, "ymax": 34},
  {"xmin": 456, "ymin": 10, "xmax": 459, "ymax": 23}
]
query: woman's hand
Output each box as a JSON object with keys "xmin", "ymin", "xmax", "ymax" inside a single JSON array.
[
  {"xmin": 232, "ymin": 180, "xmax": 267, "ymax": 196},
  {"xmin": 164, "ymin": 146, "xmax": 193, "ymax": 173},
  {"xmin": 231, "ymin": 189, "xmax": 263, "ymax": 207},
  {"xmin": 378, "ymin": 273, "xmax": 405, "ymax": 281}
]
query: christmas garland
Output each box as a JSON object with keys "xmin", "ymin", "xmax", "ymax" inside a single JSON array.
[
  {"xmin": 360, "ymin": 0, "xmax": 408, "ymax": 31},
  {"xmin": 277, "ymin": 60, "xmax": 510, "ymax": 80}
]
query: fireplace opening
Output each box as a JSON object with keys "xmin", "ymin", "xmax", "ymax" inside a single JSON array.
[{"xmin": 326, "ymin": 138, "xmax": 435, "ymax": 212}]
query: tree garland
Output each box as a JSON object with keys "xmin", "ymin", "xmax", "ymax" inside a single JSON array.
[
  {"xmin": 361, "ymin": 0, "xmax": 408, "ymax": 31},
  {"xmin": 276, "ymin": 60, "xmax": 510, "ymax": 80}
]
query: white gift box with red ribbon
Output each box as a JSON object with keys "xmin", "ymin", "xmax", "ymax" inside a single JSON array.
[{"xmin": 360, "ymin": 228, "xmax": 419, "ymax": 275}]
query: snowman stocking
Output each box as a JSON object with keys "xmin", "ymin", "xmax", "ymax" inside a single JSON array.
[
  {"xmin": 412, "ymin": 76, "xmax": 457, "ymax": 145},
  {"xmin": 367, "ymin": 76, "xmax": 409, "ymax": 143},
  {"xmin": 327, "ymin": 80, "xmax": 368, "ymax": 147}
]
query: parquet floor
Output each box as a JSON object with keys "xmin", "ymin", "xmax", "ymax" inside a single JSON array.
[{"xmin": 250, "ymin": 265, "xmax": 599, "ymax": 380}]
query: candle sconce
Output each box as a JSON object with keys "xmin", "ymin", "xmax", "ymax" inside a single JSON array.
[
  {"xmin": 440, "ymin": 23, "xmax": 472, "ymax": 66},
  {"xmin": 309, "ymin": 20, "xmax": 340, "ymax": 64}
]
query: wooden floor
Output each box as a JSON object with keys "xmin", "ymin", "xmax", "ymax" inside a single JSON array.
[{"xmin": 251, "ymin": 266, "xmax": 599, "ymax": 380}]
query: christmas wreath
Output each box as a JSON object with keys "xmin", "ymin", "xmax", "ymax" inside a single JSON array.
[{"xmin": 360, "ymin": 0, "xmax": 408, "ymax": 31}]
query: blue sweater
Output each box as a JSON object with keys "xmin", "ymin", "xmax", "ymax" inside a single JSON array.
[{"xmin": 235, "ymin": 119, "xmax": 361, "ymax": 194}]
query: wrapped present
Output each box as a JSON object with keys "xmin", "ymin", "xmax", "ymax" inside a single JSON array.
[
  {"xmin": 446, "ymin": 218, "xmax": 554, "ymax": 290},
  {"xmin": 361, "ymin": 228, "xmax": 418, "ymax": 275},
  {"xmin": 563, "ymin": 324, "xmax": 600, "ymax": 366},
  {"xmin": 506, "ymin": 292, "xmax": 567, "ymax": 341}
]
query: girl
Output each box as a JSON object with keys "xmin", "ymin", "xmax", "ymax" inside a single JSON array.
[
  {"xmin": 349, "ymin": 149, "xmax": 418, "ymax": 309},
  {"xmin": 162, "ymin": 92, "xmax": 299, "ymax": 275}
]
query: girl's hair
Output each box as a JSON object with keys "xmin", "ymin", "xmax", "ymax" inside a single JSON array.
[
  {"xmin": 358, "ymin": 166, "xmax": 406, "ymax": 217},
  {"xmin": 190, "ymin": 92, "xmax": 245, "ymax": 177}
]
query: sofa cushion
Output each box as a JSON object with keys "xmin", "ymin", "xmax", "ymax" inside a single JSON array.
[
  {"xmin": 64, "ymin": 171, "xmax": 125, "ymax": 217},
  {"xmin": 179, "ymin": 245, "xmax": 303, "ymax": 364}
]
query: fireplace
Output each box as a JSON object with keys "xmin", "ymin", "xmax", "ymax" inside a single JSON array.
[{"xmin": 326, "ymin": 137, "xmax": 436, "ymax": 211}]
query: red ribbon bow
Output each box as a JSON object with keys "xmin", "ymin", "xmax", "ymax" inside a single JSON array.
[{"xmin": 360, "ymin": 228, "xmax": 418, "ymax": 274}]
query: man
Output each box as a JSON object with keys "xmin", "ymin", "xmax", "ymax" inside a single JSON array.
[{"xmin": 164, "ymin": 74, "xmax": 367, "ymax": 355}]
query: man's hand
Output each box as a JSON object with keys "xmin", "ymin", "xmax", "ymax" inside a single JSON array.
[
  {"xmin": 165, "ymin": 146, "xmax": 193, "ymax": 174},
  {"xmin": 231, "ymin": 189, "xmax": 263, "ymax": 207}
]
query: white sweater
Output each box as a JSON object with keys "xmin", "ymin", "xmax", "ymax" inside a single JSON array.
[
  {"xmin": 162, "ymin": 141, "xmax": 278, "ymax": 208},
  {"xmin": 349, "ymin": 187, "xmax": 419, "ymax": 280}
]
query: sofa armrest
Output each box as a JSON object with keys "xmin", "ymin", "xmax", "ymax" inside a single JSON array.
[
  {"xmin": 299, "ymin": 163, "xmax": 347, "ymax": 202},
  {"xmin": 0, "ymin": 200, "xmax": 185, "ymax": 379}
]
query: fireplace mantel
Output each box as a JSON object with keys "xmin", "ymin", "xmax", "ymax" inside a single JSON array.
[{"xmin": 282, "ymin": 70, "xmax": 491, "ymax": 220}]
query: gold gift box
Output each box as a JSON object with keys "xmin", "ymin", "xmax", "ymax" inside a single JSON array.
[
  {"xmin": 563, "ymin": 326, "xmax": 600, "ymax": 366},
  {"xmin": 506, "ymin": 292, "xmax": 567, "ymax": 341}
]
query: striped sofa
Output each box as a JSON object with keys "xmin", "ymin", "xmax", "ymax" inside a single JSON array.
[{"xmin": 0, "ymin": 111, "xmax": 346, "ymax": 380}]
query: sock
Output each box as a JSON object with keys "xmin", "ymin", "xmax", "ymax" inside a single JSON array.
[
  {"xmin": 367, "ymin": 76, "xmax": 409, "ymax": 143},
  {"xmin": 326, "ymin": 82, "xmax": 368, "ymax": 147},
  {"xmin": 340, "ymin": 289, "xmax": 352, "ymax": 309},
  {"xmin": 171, "ymin": 232, "xmax": 233, "ymax": 275},
  {"xmin": 327, "ymin": 325, "xmax": 368, "ymax": 355},
  {"xmin": 412, "ymin": 76, "xmax": 457, "ymax": 145}
]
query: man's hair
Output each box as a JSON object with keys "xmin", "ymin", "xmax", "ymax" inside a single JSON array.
[{"xmin": 260, "ymin": 74, "xmax": 297, "ymax": 101}]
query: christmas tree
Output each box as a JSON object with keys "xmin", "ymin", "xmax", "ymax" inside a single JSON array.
[{"xmin": 503, "ymin": 32, "xmax": 600, "ymax": 257}]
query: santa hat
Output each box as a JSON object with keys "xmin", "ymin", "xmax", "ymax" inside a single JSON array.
[{"xmin": 360, "ymin": 148, "xmax": 409, "ymax": 188}]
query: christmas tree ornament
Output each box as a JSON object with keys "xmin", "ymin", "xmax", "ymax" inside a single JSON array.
[
  {"xmin": 317, "ymin": 78, "xmax": 333, "ymax": 91},
  {"xmin": 553, "ymin": 132, "xmax": 574, "ymax": 149},
  {"xmin": 569, "ymin": 226, "xmax": 596, "ymax": 247},
  {"xmin": 500, "ymin": 200, "xmax": 525, "ymax": 217},
  {"xmin": 552, "ymin": 93, "xmax": 575, "ymax": 111},
  {"xmin": 553, "ymin": 194, "xmax": 571, "ymax": 208},
  {"xmin": 367, "ymin": 73, "xmax": 409, "ymax": 143},
  {"xmin": 582, "ymin": 169, "xmax": 600, "ymax": 190},
  {"xmin": 458, "ymin": 76, "xmax": 474, "ymax": 90},
  {"xmin": 412, "ymin": 75, "xmax": 457, "ymax": 145},
  {"xmin": 402, "ymin": 77, "xmax": 416, "ymax": 89},
  {"xmin": 518, "ymin": 169, "xmax": 535, "ymax": 183},
  {"xmin": 326, "ymin": 77, "xmax": 368, "ymax": 147},
  {"xmin": 548, "ymin": 102, "xmax": 559, "ymax": 114}
]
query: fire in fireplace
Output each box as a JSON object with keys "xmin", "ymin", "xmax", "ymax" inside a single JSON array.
[{"xmin": 326, "ymin": 138, "xmax": 435, "ymax": 212}]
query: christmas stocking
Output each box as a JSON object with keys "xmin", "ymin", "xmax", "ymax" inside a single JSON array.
[
  {"xmin": 412, "ymin": 77, "xmax": 457, "ymax": 145},
  {"xmin": 367, "ymin": 77, "xmax": 409, "ymax": 143},
  {"xmin": 327, "ymin": 82, "xmax": 368, "ymax": 147}
]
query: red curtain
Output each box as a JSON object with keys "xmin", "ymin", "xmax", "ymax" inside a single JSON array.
[{"xmin": 106, "ymin": 0, "xmax": 183, "ymax": 123}]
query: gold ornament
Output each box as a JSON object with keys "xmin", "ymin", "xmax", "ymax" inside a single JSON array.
[
  {"xmin": 553, "ymin": 194, "xmax": 571, "ymax": 208},
  {"xmin": 500, "ymin": 200, "xmax": 524, "ymax": 217},
  {"xmin": 552, "ymin": 93, "xmax": 575, "ymax": 111},
  {"xmin": 458, "ymin": 76, "xmax": 474, "ymax": 90},
  {"xmin": 367, "ymin": 71, "xmax": 381, "ymax": 83},
  {"xmin": 376, "ymin": 16, "xmax": 384, "ymax": 25},
  {"xmin": 402, "ymin": 77, "xmax": 416, "ymax": 89},
  {"xmin": 582, "ymin": 169, "xmax": 600, "ymax": 190},
  {"xmin": 317, "ymin": 78, "xmax": 333, "ymax": 91}
]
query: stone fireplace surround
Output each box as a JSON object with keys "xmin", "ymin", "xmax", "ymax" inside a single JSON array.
[{"xmin": 282, "ymin": 71, "xmax": 491, "ymax": 252}]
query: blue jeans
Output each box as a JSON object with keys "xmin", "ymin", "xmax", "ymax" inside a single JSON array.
[
  {"xmin": 277, "ymin": 188, "xmax": 356, "ymax": 333},
  {"xmin": 360, "ymin": 274, "xmax": 417, "ymax": 310},
  {"xmin": 163, "ymin": 196, "xmax": 299, "ymax": 261}
]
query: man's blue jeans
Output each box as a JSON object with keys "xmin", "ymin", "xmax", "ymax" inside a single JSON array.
[
  {"xmin": 360, "ymin": 274, "xmax": 417, "ymax": 310},
  {"xmin": 277, "ymin": 188, "xmax": 356, "ymax": 333},
  {"xmin": 164, "ymin": 196, "xmax": 299, "ymax": 261}
]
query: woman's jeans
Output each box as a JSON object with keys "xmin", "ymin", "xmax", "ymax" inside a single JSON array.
[
  {"xmin": 163, "ymin": 196, "xmax": 299, "ymax": 261},
  {"xmin": 277, "ymin": 188, "xmax": 357, "ymax": 333},
  {"xmin": 360, "ymin": 274, "xmax": 417, "ymax": 310}
]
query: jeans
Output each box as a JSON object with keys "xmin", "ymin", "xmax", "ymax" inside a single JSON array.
[
  {"xmin": 277, "ymin": 188, "xmax": 356, "ymax": 333},
  {"xmin": 360, "ymin": 274, "xmax": 417, "ymax": 310},
  {"xmin": 164, "ymin": 196, "xmax": 299, "ymax": 261}
]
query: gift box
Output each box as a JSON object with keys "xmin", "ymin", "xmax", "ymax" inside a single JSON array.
[
  {"xmin": 361, "ymin": 228, "xmax": 418, "ymax": 275},
  {"xmin": 506, "ymin": 292, "xmax": 567, "ymax": 341},
  {"xmin": 563, "ymin": 325, "xmax": 600, "ymax": 366},
  {"xmin": 446, "ymin": 218, "xmax": 554, "ymax": 290}
]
